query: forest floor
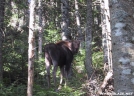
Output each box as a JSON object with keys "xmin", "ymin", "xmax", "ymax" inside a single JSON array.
[
  {"xmin": 0, "ymin": 51, "xmax": 114, "ymax": 96},
  {"xmin": 0, "ymin": 65, "xmax": 114, "ymax": 96},
  {"xmin": 36, "ymin": 67, "xmax": 114, "ymax": 96}
]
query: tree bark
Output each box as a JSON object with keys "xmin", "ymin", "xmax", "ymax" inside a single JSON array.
[
  {"xmin": 85, "ymin": 0, "xmax": 93, "ymax": 78},
  {"xmin": 61, "ymin": 0, "xmax": 70, "ymax": 40},
  {"xmin": 75, "ymin": 0, "xmax": 82, "ymax": 40},
  {"xmin": 38, "ymin": 0, "xmax": 43, "ymax": 59},
  {"xmin": 110, "ymin": 0, "xmax": 134, "ymax": 93},
  {"xmin": 0, "ymin": 0, "xmax": 5, "ymax": 82},
  {"xmin": 27, "ymin": 0, "xmax": 36, "ymax": 96},
  {"xmin": 100, "ymin": 0, "xmax": 112, "ymax": 71}
]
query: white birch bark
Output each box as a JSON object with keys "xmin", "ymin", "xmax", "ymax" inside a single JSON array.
[
  {"xmin": 100, "ymin": 0, "xmax": 112, "ymax": 71},
  {"xmin": 75, "ymin": 0, "xmax": 82, "ymax": 40},
  {"xmin": 27, "ymin": 0, "xmax": 36, "ymax": 96}
]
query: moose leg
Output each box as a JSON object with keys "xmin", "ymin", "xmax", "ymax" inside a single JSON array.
[
  {"xmin": 58, "ymin": 66, "xmax": 65, "ymax": 90},
  {"xmin": 64, "ymin": 64, "xmax": 71, "ymax": 87},
  {"xmin": 52, "ymin": 64, "xmax": 58, "ymax": 87},
  {"xmin": 64, "ymin": 71, "xmax": 68, "ymax": 87},
  {"xmin": 45, "ymin": 57, "xmax": 51, "ymax": 88}
]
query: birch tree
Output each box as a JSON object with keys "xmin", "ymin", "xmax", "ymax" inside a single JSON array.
[
  {"xmin": 100, "ymin": 0, "xmax": 112, "ymax": 72},
  {"xmin": 0, "ymin": 0, "xmax": 5, "ymax": 82},
  {"xmin": 99, "ymin": 0, "xmax": 113, "ymax": 91},
  {"xmin": 27, "ymin": 0, "xmax": 36, "ymax": 96},
  {"xmin": 75, "ymin": 0, "xmax": 82, "ymax": 40},
  {"xmin": 110, "ymin": 0, "xmax": 134, "ymax": 93},
  {"xmin": 85, "ymin": 0, "xmax": 93, "ymax": 78}
]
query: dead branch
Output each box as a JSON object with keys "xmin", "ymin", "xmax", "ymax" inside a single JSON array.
[
  {"xmin": 101, "ymin": 71, "xmax": 113, "ymax": 89},
  {"xmin": 97, "ymin": 71, "xmax": 113, "ymax": 95}
]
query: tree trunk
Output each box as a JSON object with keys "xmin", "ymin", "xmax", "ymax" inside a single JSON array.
[
  {"xmin": 61, "ymin": 0, "xmax": 70, "ymax": 40},
  {"xmin": 110, "ymin": 0, "xmax": 134, "ymax": 93},
  {"xmin": 0, "ymin": 0, "xmax": 5, "ymax": 82},
  {"xmin": 100, "ymin": 0, "xmax": 112, "ymax": 72},
  {"xmin": 85, "ymin": 0, "xmax": 93, "ymax": 78},
  {"xmin": 27, "ymin": 0, "xmax": 36, "ymax": 96},
  {"xmin": 38, "ymin": 0, "xmax": 43, "ymax": 59},
  {"xmin": 75, "ymin": 0, "xmax": 85, "ymax": 48},
  {"xmin": 75, "ymin": 0, "xmax": 82, "ymax": 40}
]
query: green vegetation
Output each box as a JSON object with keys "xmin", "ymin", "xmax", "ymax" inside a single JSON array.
[
  {"xmin": 1, "ymin": 46, "xmax": 103, "ymax": 96},
  {"xmin": 1, "ymin": 0, "xmax": 104, "ymax": 96}
]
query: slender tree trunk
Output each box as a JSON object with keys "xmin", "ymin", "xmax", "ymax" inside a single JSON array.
[
  {"xmin": 0, "ymin": 0, "xmax": 5, "ymax": 82},
  {"xmin": 75, "ymin": 0, "xmax": 82, "ymax": 40},
  {"xmin": 99, "ymin": 0, "xmax": 113, "ymax": 91},
  {"xmin": 85, "ymin": 0, "xmax": 93, "ymax": 78},
  {"xmin": 38, "ymin": 0, "xmax": 43, "ymax": 59},
  {"xmin": 100, "ymin": 0, "xmax": 112, "ymax": 72},
  {"xmin": 27, "ymin": 0, "xmax": 36, "ymax": 96},
  {"xmin": 75, "ymin": 0, "xmax": 85, "ymax": 48},
  {"xmin": 110, "ymin": 0, "xmax": 134, "ymax": 93},
  {"xmin": 61, "ymin": 0, "xmax": 70, "ymax": 40}
]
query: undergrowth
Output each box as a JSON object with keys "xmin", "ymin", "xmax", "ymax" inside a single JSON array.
[{"xmin": 0, "ymin": 49, "xmax": 104, "ymax": 96}]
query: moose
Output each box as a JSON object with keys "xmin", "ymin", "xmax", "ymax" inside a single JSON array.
[{"xmin": 44, "ymin": 40, "xmax": 80, "ymax": 90}]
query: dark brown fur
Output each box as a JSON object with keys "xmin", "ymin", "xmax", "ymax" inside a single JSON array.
[{"xmin": 44, "ymin": 40, "xmax": 80, "ymax": 89}]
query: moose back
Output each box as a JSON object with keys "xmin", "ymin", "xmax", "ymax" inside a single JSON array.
[{"xmin": 44, "ymin": 40, "xmax": 80, "ymax": 89}]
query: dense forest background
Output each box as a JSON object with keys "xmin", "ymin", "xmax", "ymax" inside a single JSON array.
[
  {"xmin": 1, "ymin": 0, "xmax": 134, "ymax": 96},
  {"xmin": 0, "ymin": 0, "xmax": 103, "ymax": 95}
]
